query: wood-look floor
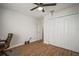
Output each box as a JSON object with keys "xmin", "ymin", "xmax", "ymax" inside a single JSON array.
[{"xmin": 9, "ymin": 41, "xmax": 79, "ymax": 56}]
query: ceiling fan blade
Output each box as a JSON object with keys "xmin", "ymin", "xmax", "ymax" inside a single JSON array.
[
  {"xmin": 30, "ymin": 6, "xmax": 38, "ymax": 11},
  {"xmin": 42, "ymin": 3, "xmax": 56, "ymax": 6},
  {"xmin": 42, "ymin": 8, "xmax": 45, "ymax": 12},
  {"xmin": 34, "ymin": 3, "xmax": 40, "ymax": 5}
]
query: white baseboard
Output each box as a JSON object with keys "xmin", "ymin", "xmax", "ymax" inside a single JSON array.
[
  {"xmin": 44, "ymin": 40, "xmax": 49, "ymax": 44},
  {"xmin": 9, "ymin": 39, "xmax": 42, "ymax": 49},
  {"xmin": 8, "ymin": 39, "xmax": 39, "ymax": 49},
  {"xmin": 9, "ymin": 43, "xmax": 24, "ymax": 49}
]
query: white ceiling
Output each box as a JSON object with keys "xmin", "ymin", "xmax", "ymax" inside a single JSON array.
[{"xmin": 0, "ymin": 3, "xmax": 79, "ymax": 19}]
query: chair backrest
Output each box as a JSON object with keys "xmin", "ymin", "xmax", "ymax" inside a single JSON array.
[{"xmin": 5, "ymin": 33, "xmax": 13, "ymax": 49}]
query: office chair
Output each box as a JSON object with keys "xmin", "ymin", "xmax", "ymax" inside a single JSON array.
[{"xmin": 0, "ymin": 33, "xmax": 13, "ymax": 56}]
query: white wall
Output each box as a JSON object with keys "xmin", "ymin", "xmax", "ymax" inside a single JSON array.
[
  {"xmin": 44, "ymin": 4, "xmax": 79, "ymax": 52},
  {"xmin": 0, "ymin": 8, "xmax": 39, "ymax": 48},
  {"xmin": 0, "ymin": 8, "xmax": 4, "ymax": 39},
  {"xmin": 36, "ymin": 19, "xmax": 43, "ymax": 40},
  {"xmin": 0, "ymin": 9, "xmax": 2, "ymax": 38}
]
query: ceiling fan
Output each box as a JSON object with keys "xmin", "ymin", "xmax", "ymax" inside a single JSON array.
[{"xmin": 30, "ymin": 3, "xmax": 56, "ymax": 12}]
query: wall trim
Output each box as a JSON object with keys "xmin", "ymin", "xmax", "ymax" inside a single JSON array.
[
  {"xmin": 9, "ymin": 43, "xmax": 24, "ymax": 49},
  {"xmin": 44, "ymin": 41, "xmax": 79, "ymax": 54},
  {"xmin": 8, "ymin": 39, "xmax": 43, "ymax": 49}
]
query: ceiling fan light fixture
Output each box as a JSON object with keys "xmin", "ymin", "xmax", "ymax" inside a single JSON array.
[{"xmin": 37, "ymin": 7, "xmax": 43, "ymax": 11}]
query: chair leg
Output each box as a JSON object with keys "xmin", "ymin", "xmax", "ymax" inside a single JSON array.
[
  {"xmin": 3, "ymin": 52, "xmax": 8, "ymax": 56},
  {"xmin": 0, "ymin": 51, "xmax": 9, "ymax": 56}
]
